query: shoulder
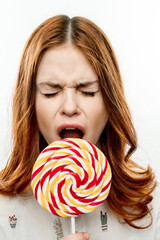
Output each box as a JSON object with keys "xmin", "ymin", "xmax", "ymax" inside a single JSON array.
[
  {"xmin": 0, "ymin": 194, "xmax": 18, "ymax": 239},
  {"xmin": 153, "ymin": 179, "xmax": 160, "ymax": 216},
  {"xmin": 0, "ymin": 194, "xmax": 15, "ymax": 209},
  {"xmin": 152, "ymin": 179, "xmax": 160, "ymax": 210},
  {"xmin": 152, "ymin": 180, "xmax": 160, "ymax": 240},
  {"xmin": 0, "ymin": 193, "xmax": 59, "ymax": 240}
]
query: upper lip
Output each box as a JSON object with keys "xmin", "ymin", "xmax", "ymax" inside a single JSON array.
[{"xmin": 57, "ymin": 124, "xmax": 85, "ymax": 136}]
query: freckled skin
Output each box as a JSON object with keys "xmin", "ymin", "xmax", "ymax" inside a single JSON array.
[{"xmin": 35, "ymin": 44, "xmax": 108, "ymax": 145}]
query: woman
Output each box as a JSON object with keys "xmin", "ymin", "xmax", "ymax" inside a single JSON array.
[{"xmin": 0, "ymin": 15, "xmax": 159, "ymax": 240}]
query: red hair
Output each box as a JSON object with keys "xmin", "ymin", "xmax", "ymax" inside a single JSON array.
[{"xmin": 0, "ymin": 15, "xmax": 156, "ymax": 229}]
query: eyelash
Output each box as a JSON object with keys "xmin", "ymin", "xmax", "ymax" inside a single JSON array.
[
  {"xmin": 43, "ymin": 91, "xmax": 97, "ymax": 98},
  {"xmin": 81, "ymin": 91, "xmax": 96, "ymax": 97},
  {"xmin": 44, "ymin": 93, "xmax": 59, "ymax": 98}
]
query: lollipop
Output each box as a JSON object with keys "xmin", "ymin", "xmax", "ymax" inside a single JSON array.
[{"xmin": 31, "ymin": 138, "xmax": 112, "ymax": 231}]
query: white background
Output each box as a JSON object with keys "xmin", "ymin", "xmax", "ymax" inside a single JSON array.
[{"xmin": 0, "ymin": 0, "xmax": 160, "ymax": 178}]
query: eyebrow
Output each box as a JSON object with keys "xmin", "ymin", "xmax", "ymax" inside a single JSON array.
[
  {"xmin": 37, "ymin": 80, "xmax": 99, "ymax": 89},
  {"xmin": 38, "ymin": 82, "xmax": 63, "ymax": 88}
]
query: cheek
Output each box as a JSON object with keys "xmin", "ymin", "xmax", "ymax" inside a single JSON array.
[
  {"xmin": 89, "ymin": 102, "xmax": 108, "ymax": 143},
  {"xmin": 92, "ymin": 108, "xmax": 108, "ymax": 129},
  {"xmin": 85, "ymin": 97, "xmax": 108, "ymax": 125},
  {"xmin": 35, "ymin": 97, "xmax": 53, "ymax": 129}
]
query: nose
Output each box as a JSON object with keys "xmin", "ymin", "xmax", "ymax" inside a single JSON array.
[{"xmin": 60, "ymin": 90, "xmax": 80, "ymax": 117}]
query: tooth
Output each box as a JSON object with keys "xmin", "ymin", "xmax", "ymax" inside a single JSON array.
[{"xmin": 64, "ymin": 128, "xmax": 76, "ymax": 130}]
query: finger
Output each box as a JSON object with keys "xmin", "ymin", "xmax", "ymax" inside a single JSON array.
[{"xmin": 60, "ymin": 232, "xmax": 90, "ymax": 240}]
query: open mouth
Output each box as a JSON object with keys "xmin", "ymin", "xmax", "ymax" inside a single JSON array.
[{"xmin": 59, "ymin": 128, "xmax": 84, "ymax": 139}]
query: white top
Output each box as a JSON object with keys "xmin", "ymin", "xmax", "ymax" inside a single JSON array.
[{"xmin": 0, "ymin": 183, "xmax": 160, "ymax": 240}]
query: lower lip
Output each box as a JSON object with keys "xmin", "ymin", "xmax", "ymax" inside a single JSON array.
[
  {"xmin": 60, "ymin": 129, "xmax": 84, "ymax": 139},
  {"xmin": 57, "ymin": 124, "xmax": 85, "ymax": 135}
]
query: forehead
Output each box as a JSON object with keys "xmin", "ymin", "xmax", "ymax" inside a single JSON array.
[{"xmin": 36, "ymin": 44, "xmax": 98, "ymax": 86}]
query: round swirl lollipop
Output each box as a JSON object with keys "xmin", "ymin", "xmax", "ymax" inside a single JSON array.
[{"xmin": 31, "ymin": 138, "xmax": 112, "ymax": 218}]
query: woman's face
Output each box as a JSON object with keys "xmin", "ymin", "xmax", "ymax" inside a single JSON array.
[{"xmin": 35, "ymin": 44, "xmax": 108, "ymax": 145}]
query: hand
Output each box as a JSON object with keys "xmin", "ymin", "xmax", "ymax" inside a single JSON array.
[{"xmin": 60, "ymin": 232, "xmax": 90, "ymax": 240}]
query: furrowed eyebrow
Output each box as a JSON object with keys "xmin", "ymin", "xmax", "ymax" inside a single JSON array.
[
  {"xmin": 76, "ymin": 80, "xmax": 99, "ymax": 88},
  {"xmin": 37, "ymin": 82, "xmax": 63, "ymax": 89},
  {"xmin": 37, "ymin": 80, "xmax": 99, "ymax": 89}
]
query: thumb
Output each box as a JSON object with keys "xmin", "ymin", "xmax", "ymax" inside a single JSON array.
[{"xmin": 83, "ymin": 232, "xmax": 90, "ymax": 239}]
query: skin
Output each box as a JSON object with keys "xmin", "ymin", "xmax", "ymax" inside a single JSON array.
[
  {"xmin": 35, "ymin": 43, "xmax": 108, "ymax": 239},
  {"xmin": 60, "ymin": 232, "xmax": 90, "ymax": 240},
  {"xmin": 35, "ymin": 43, "xmax": 108, "ymax": 146}
]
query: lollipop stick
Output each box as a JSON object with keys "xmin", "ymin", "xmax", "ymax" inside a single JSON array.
[{"xmin": 71, "ymin": 216, "xmax": 76, "ymax": 233}]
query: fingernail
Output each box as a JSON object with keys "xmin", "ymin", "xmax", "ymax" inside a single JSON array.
[{"xmin": 84, "ymin": 232, "xmax": 89, "ymax": 239}]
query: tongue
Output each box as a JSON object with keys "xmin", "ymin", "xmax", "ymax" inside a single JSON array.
[{"xmin": 60, "ymin": 129, "xmax": 83, "ymax": 139}]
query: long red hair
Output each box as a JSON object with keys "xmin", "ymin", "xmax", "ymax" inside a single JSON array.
[{"xmin": 0, "ymin": 15, "xmax": 156, "ymax": 228}]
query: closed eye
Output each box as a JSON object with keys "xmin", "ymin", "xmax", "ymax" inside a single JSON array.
[
  {"xmin": 44, "ymin": 92, "xmax": 59, "ymax": 98},
  {"xmin": 81, "ymin": 91, "xmax": 98, "ymax": 97}
]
